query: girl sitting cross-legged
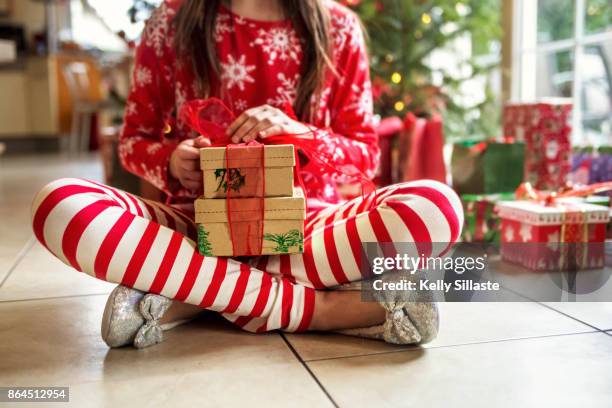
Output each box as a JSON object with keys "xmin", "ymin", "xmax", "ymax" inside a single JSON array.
[{"xmin": 31, "ymin": 0, "xmax": 463, "ymax": 348}]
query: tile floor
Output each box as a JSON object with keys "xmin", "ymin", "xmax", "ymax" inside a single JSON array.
[{"xmin": 1, "ymin": 153, "xmax": 612, "ymax": 407}]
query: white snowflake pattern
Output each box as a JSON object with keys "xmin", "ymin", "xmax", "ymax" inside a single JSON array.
[
  {"xmin": 323, "ymin": 184, "xmax": 336, "ymax": 200},
  {"xmin": 358, "ymin": 59, "xmax": 368, "ymax": 72},
  {"xmin": 118, "ymin": 136, "xmax": 143, "ymax": 159},
  {"xmin": 133, "ymin": 65, "xmax": 153, "ymax": 89},
  {"xmin": 311, "ymin": 87, "xmax": 332, "ymax": 123},
  {"xmin": 504, "ymin": 225, "xmax": 515, "ymax": 242},
  {"xmin": 332, "ymin": 147, "xmax": 347, "ymax": 162},
  {"xmin": 118, "ymin": 142, "xmax": 131, "ymax": 160},
  {"xmin": 125, "ymin": 101, "xmax": 138, "ymax": 117},
  {"xmin": 519, "ymin": 223, "xmax": 532, "ymax": 242},
  {"xmin": 235, "ymin": 16, "xmax": 248, "ymax": 25},
  {"xmin": 220, "ymin": 54, "xmax": 256, "ymax": 91},
  {"xmin": 330, "ymin": 15, "xmax": 351, "ymax": 49},
  {"xmin": 144, "ymin": 3, "xmax": 175, "ymax": 57},
  {"xmin": 214, "ymin": 13, "xmax": 232, "ymax": 42},
  {"xmin": 329, "ymin": 13, "xmax": 362, "ymax": 51},
  {"xmin": 266, "ymin": 73, "xmax": 299, "ymax": 107},
  {"xmin": 146, "ymin": 143, "xmax": 163, "ymax": 155},
  {"xmin": 175, "ymin": 82, "xmax": 187, "ymax": 112},
  {"xmin": 546, "ymin": 231, "xmax": 560, "ymax": 251},
  {"xmin": 318, "ymin": 130, "xmax": 347, "ymax": 163},
  {"xmin": 137, "ymin": 125, "xmax": 153, "ymax": 135},
  {"xmin": 347, "ymin": 82, "xmax": 373, "ymax": 120},
  {"xmin": 251, "ymin": 28, "xmax": 301, "ymax": 65},
  {"xmin": 234, "ymin": 99, "xmax": 248, "ymax": 112},
  {"xmin": 140, "ymin": 163, "xmax": 165, "ymax": 190}
]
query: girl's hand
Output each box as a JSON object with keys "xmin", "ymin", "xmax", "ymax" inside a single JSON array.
[
  {"xmin": 169, "ymin": 136, "xmax": 211, "ymax": 192},
  {"xmin": 227, "ymin": 104, "xmax": 314, "ymax": 143}
]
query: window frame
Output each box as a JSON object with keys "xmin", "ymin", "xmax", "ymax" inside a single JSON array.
[{"xmin": 511, "ymin": 0, "xmax": 612, "ymax": 143}]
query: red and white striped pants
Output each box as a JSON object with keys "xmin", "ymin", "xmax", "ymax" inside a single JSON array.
[{"xmin": 31, "ymin": 178, "xmax": 463, "ymax": 333}]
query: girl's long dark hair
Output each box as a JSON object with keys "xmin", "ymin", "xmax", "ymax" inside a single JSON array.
[{"xmin": 174, "ymin": 0, "xmax": 333, "ymax": 121}]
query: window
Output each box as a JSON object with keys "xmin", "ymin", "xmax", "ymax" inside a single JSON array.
[
  {"xmin": 68, "ymin": 0, "xmax": 162, "ymax": 51},
  {"xmin": 84, "ymin": 0, "xmax": 162, "ymax": 40},
  {"xmin": 512, "ymin": 0, "xmax": 612, "ymax": 144}
]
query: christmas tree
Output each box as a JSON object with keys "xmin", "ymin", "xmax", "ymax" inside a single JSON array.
[
  {"xmin": 127, "ymin": 0, "xmax": 160, "ymax": 24},
  {"xmin": 344, "ymin": 0, "xmax": 502, "ymax": 140}
]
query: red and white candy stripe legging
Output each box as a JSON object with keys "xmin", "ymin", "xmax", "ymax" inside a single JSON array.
[{"xmin": 31, "ymin": 178, "xmax": 463, "ymax": 333}]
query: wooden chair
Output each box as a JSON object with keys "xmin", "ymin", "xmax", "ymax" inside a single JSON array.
[{"xmin": 62, "ymin": 61, "xmax": 102, "ymax": 153}]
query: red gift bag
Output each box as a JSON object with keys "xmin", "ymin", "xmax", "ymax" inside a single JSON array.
[{"xmin": 400, "ymin": 112, "xmax": 447, "ymax": 183}]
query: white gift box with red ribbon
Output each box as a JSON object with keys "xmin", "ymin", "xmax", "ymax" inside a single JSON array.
[{"xmin": 496, "ymin": 200, "xmax": 609, "ymax": 271}]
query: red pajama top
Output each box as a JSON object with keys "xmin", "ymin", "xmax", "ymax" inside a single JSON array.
[{"xmin": 119, "ymin": 0, "xmax": 378, "ymax": 203}]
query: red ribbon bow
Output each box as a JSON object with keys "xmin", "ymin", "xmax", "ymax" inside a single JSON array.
[
  {"xmin": 515, "ymin": 181, "xmax": 612, "ymax": 205},
  {"xmin": 179, "ymin": 98, "xmax": 376, "ymax": 192},
  {"xmin": 514, "ymin": 181, "xmax": 612, "ymax": 257}
]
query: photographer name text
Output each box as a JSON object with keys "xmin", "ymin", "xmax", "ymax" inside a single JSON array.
[{"xmin": 372, "ymin": 278, "xmax": 500, "ymax": 292}]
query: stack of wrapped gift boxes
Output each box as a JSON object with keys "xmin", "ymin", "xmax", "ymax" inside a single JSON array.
[
  {"xmin": 195, "ymin": 144, "xmax": 306, "ymax": 257},
  {"xmin": 499, "ymin": 99, "xmax": 611, "ymax": 271}
]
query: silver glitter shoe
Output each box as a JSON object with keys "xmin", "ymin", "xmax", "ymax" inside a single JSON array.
[
  {"xmin": 334, "ymin": 274, "xmax": 439, "ymax": 345},
  {"xmin": 337, "ymin": 301, "xmax": 439, "ymax": 345},
  {"xmin": 101, "ymin": 286, "xmax": 173, "ymax": 349}
]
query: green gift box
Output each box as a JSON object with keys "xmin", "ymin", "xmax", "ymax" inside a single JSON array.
[
  {"xmin": 461, "ymin": 193, "xmax": 515, "ymax": 244},
  {"xmin": 452, "ymin": 141, "xmax": 525, "ymax": 195}
]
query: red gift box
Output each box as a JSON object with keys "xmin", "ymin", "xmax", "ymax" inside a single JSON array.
[
  {"xmin": 496, "ymin": 200, "xmax": 609, "ymax": 271},
  {"xmin": 503, "ymin": 100, "xmax": 572, "ymax": 190}
]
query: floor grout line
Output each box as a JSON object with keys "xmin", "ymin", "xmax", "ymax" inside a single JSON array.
[
  {"xmin": 302, "ymin": 330, "xmax": 602, "ymax": 363},
  {"xmin": 0, "ymin": 292, "xmax": 112, "ymax": 304},
  {"xmin": 279, "ymin": 333, "xmax": 339, "ymax": 408},
  {"xmin": 0, "ymin": 235, "xmax": 35, "ymax": 289},
  {"xmin": 535, "ymin": 302, "xmax": 608, "ymax": 332},
  {"xmin": 498, "ymin": 284, "xmax": 609, "ymax": 333}
]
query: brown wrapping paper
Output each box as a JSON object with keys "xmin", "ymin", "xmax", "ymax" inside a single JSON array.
[
  {"xmin": 200, "ymin": 144, "xmax": 295, "ymax": 198},
  {"xmin": 195, "ymin": 187, "xmax": 306, "ymax": 256}
]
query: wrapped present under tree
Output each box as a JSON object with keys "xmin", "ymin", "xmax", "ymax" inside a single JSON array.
[
  {"xmin": 451, "ymin": 141, "xmax": 525, "ymax": 195},
  {"xmin": 504, "ymin": 100, "xmax": 572, "ymax": 190},
  {"xmin": 570, "ymin": 146, "xmax": 612, "ymax": 238},
  {"xmin": 571, "ymin": 146, "xmax": 612, "ymax": 185},
  {"xmin": 461, "ymin": 193, "xmax": 514, "ymax": 244},
  {"xmin": 497, "ymin": 199, "xmax": 609, "ymax": 272}
]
